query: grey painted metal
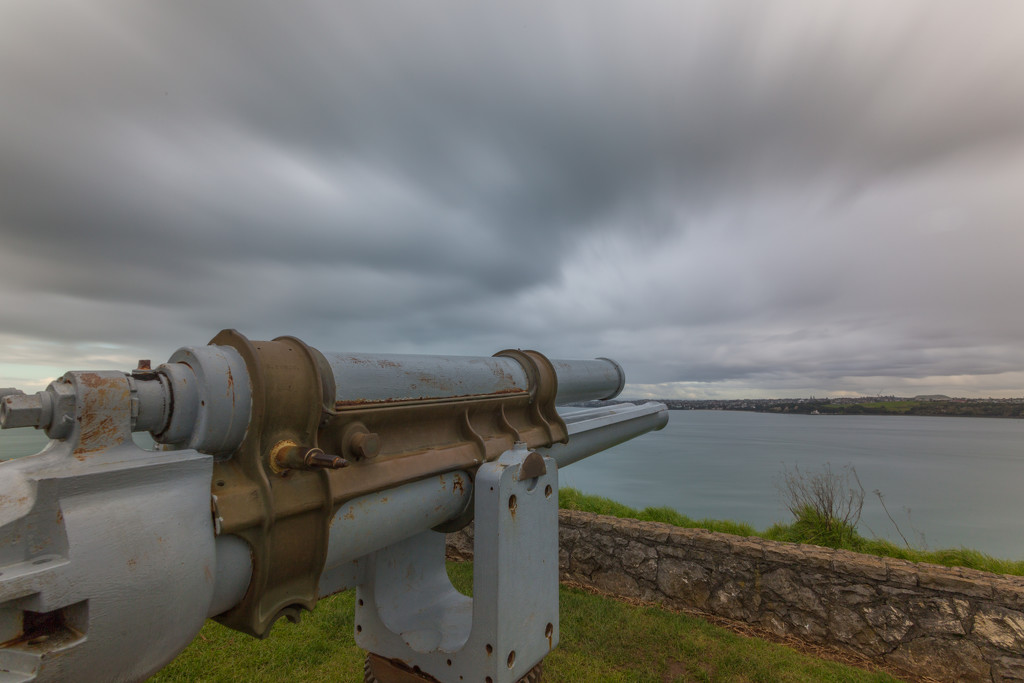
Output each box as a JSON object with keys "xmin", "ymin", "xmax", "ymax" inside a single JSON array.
[
  {"xmin": 209, "ymin": 535, "xmax": 254, "ymax": 618},
  {"xmin": 0, "ymin": 379, "xmax": 75, "ymax": 439},
  {"xmin": 126, "ymin": 373, "xmax": 172, "ymax": 434},
  {"xmin": 155, "ymin": 345, "xmax": 252, "ymax": 455},
  {"xmin": 355, "ymin": 444, "xmax": 559, "ymax": 682},
  {"xmin": 551, "ymin": 357, "xmax": 626, "ymax": 404},
  {"xmin": 319, "ymin": 471, "xmax": 472, "ymax": 598},
  {"xmin": 541, "ymin": 402, "xmax": 669, "ymax": 468},
  {"xmin": 0, "ymin": 371, "xmax": 217, "ymax": 683},
  {"xmin": 321, "ymin": 351, "xmax": 624, "ymax": 405},
  {"xmin": 322, "ymin": 352, "xmax": 530, "ymax": 402},
  {"xmin": 0, "ymin": 345, "xmax": 252, "ymax": 457}
]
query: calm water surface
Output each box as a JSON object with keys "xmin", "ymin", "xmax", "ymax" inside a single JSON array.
[
  {"xmin": 560, "ymin": 410, "xmax": 1024, "ymax": 560},
  {"xmin": 4, "ymin": 410, "xmax": 1023, "ymax": 559}
]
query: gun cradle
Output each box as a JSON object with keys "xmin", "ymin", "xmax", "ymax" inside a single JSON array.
[{"xmin": 0, "ymin": 330, "xmax": 667, "ymax": 682}]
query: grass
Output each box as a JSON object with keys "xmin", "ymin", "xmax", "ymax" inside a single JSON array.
[
  {"xmin": 558, "ymin": 488, "xmax": 760, "ymax": 538},
  {"xmin": 154, "ymin": 562, "xmax": 899, "ymax": 683},
  {"xmin": 561, "ymin": 487, "xmax": 1024, "ymax": 577}
]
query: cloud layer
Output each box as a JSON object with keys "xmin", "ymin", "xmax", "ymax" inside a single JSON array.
[{"xmin": 2, "ymin": 2, "xmax": 1023, "ymax": 398}]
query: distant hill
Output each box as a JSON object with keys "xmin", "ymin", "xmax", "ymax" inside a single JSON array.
[{"xmin": 580, "ymin": 397, "xmax": 1024, "ymax": 419}]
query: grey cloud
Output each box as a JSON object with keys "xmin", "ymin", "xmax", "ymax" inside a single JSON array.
[{"xmin": 2, "ymin": 2, "xmax": 1024, "ymax": 397}]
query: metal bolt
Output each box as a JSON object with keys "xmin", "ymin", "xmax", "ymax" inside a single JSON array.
[
  {"xmin": 304, "ymin": 450, "xmax": 349, "ymax": 469},
  {"xmin": 351, "ymin": 432, "xmax": 381, "ymax": 459},
  {"xmin": 0, "ymin": 392, "xmax": 45, "ymax": 430},
  {"xmin": 270, "ymin": 440, "xmax": 349, "ymax": 472}
]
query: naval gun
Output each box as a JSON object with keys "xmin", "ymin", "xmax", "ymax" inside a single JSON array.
[{"xmin": 0, "ymin": 330, "xmax": 667, "ymax": 682}]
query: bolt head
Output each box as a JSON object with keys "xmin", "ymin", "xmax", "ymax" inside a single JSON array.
[
  {"xmin": 0, "ymin": 393, "xmax": 44, "ymax": 429},
  {"xmin": 351, "ymin": 432, "xmax": 381, "ymax": 459}
]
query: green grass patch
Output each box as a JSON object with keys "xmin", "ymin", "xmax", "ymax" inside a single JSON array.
[
  {"xmin": 155, "ymin": 562, "xmax": 897, "ymax": 683},
  {"xmin": 559, "ymin": 487, "xmax": 759, "ymax": 537},
  {"xmin": 561, "ymin": 488, "xmax": 1024, "ymax": 576}
]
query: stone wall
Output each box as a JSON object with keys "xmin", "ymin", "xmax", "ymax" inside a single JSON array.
[{"xmin": 446, "ymin": 509, "xmax": 1024, "ymax": 682}]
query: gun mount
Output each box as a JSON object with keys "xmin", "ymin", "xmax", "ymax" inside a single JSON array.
[{"xmin": 0, "ymin": 330, "xmax": 667, "ymax": 682}]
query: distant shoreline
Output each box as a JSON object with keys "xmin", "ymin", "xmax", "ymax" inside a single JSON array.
[{"xmin": 592, "ymin": 398, "xmax": 1024, "ymax": 419}]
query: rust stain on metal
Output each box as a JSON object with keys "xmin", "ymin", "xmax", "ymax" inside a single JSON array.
[
  {"xmin": 452, "ymin": 475, "xmax": 465, "ymax": 496},
  {"xmin": 414, "ymin": 373, "xmax": 458, "ymax": 394},
  {"xmin": 226, "ymin": 365, "xmax": 235, "ymax": 408},
  {"xmin": 491, "ymin": 366, "xmax": 520, "ymax": 388},
  {"xmin": 0, "ymin": 610, "xmax": 83, "ymax": 650},
  {"xmin": 73, "ymin": 373, "xmax": 130, "ymax": 456},
  {"xmin": 74, "ymin": 415, "xmax": 120, "ymax": 456},
  {"xmin": 77, "ymin": 373, "xmax": 108, "ymax": 389}
]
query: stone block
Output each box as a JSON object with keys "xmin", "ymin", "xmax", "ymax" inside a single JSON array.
[
  {"xmin": 992, "ymin": 655, "xmax": 1024, "ymax": 682},
  {"xmin": 883, "ymin": 557, "xmax": 919, "ymax": 587},
  {"xmin": 829, "ymin": 605, "xmax": 888, "ymax": 655},
  {"xmin": 919, "ymin": 564, "xmax": 993, "ymax": 599},
  {"xmin": 637, "ymin": 558, "xmax": 658, "ymax": 583},
  {"xmin": 784, "ymin": 609, "xmax": 829, "ymax": 642},
  {"xmin": 762, "ymin": 568, "xmax": 826, "ymax": 619},
  {"xmin": 635, "ymin": 522, "xmax": 670, "ymax": 544},
  {"xmin": 796, "ymin": 545, "xmax": 835, "ymax": 571},
  {"xmin": 620, "ymin": 541, "xmax": 654, "ymax": 568},
  {"xmin": 828, "ymin": 582, "xmax": 877, "ymax": 605},
  {"xmin": 863, "ymin": 603, "xmax": 913, "ymax": 644},
  {"xmin": 665, "ymin": 528, "xmax": 699, "ymax": 548},
  {"xmin": 728, "ymin": 537, "xmax": 766, "ymax": 560},
  {"xmin": 658, "ymin": 544, "xmax": 691, "ymax": 560},
  {"xmin": 836, "ymin": 553, "xmax": 888, "ymax": 582},
  {"xmin": 763, "ymin": 542, "xmax": 804, "ymax": 565},
  {"xmin": 907, "ymin": 597, "xmax": 967, "ymax": 636},
  {"xmin": 992, "ymin": 579, "xmax": 1024, "ymax": 612},
  {"xmin": 973, "ymin": 604, "xmax": 1024, "ymax": 652},
  {"xmin": 592, "ymin": 569, "xmax": 641, "ymax": 599},
  {"xmin": 558, "ymin": 527, "xmax": 581, "ymax": 544},
  {"xmin": 657, "ymin": 558, "xmax": 711, "ymax": 609},
  {"xmin": 887, "ymin": 637, "xmax": 990, "ymax": 683},
  {"xmin": 709, "ymin": 579, "xmax": 752, "ymax": 621}
]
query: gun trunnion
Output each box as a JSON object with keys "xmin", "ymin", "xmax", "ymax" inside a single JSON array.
[{"xmin": 0, "ymin": 331, "xmax": 668, "ymax": 682}]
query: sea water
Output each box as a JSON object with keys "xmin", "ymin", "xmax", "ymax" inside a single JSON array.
[
  {"xmin": 560, "ymin": 409, "xmax": 1024, "ymax": 560},
  {"xmin": 4, "ymin": 409, "xmax": 1023, "ymax": 559}
]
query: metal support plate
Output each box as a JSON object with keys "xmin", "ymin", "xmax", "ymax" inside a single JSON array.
[{"xmin": 356, "ymin": 443, "xmax": 559, "ymax": 682}]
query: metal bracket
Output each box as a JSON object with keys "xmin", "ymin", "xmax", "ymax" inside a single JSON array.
[
  {"xmin": 355, "ymin": 443, "xmax": 559, "ymax": 683},
  {"xmin": 0, "ymin": 371, "xmax": 215, "ymax": 682}
]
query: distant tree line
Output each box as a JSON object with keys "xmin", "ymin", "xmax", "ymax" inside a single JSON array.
[{"xmin": 576, "ymin": 398, "xmax": 1024, "ymax": 419}]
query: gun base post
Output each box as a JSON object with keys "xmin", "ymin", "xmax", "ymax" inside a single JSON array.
[{"xmin": 355, "ymin": 443, "xmax": 559, "ymax": 683}]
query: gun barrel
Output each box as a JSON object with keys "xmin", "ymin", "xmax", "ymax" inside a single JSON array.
[{"xmin": 321, "ymin": 352, "xmax": 624, "ymax": 405}]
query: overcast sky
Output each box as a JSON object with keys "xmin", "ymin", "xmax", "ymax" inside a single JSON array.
[{"xmin": 2, "ymin": 2, "xmax": 1023, "ymax": 400}]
